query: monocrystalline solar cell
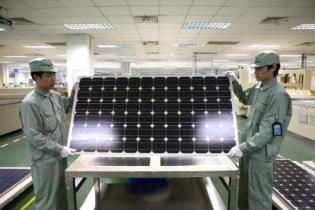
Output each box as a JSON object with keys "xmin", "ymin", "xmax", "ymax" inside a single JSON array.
[{"xmin": 69, "ymin": 76, "xmax": 237, "ymax": 154}]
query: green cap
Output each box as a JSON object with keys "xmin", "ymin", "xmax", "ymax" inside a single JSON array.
[
  {"xmin": 251, "ymin": 51, "xmax": 280, "ymax": 67},
  {"xmin": 29, "ymin": 58, "xmax": 56, "ymax": 73}
]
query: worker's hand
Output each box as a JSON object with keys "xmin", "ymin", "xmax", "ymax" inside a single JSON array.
[
  {"xmin": 225, "ymin": 71, "xmax": 237, "ymax": 82},
  {"xmin": 61, "ymin": 146, "xmax": 76, "ymax": 158},
  {"xmin": 227, "ymin": 145, "xmax": 243, "ymax": 158}
]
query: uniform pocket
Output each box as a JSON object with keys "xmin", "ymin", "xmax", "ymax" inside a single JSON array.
[
  {"xmin": 42, "ymin": 112, "xmax": 57, "ymax": 132},
  {"xmin": 252, "ymin": 102, "xmax": 268, "ymax": 126}
]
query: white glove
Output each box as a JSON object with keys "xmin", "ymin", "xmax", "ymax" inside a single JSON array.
[
  {"xmin": 227, "ymin": 145, "xmax": 243, "ymax": 158},
  {"xmin": 61, "ymin": 146, "xmax": 76, "ymax": 158},
  {"xmin": 225, "ymin": 71, "xmax": 237, "ymax": 82}
]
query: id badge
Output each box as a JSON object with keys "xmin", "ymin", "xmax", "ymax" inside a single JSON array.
[{"xmin": 272, "ymin": 122, "xmax": 282, "ymax": 136}]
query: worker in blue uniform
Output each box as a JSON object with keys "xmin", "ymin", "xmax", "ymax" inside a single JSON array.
[
  {"xmin": 226, "ymin": 51, "xmax": 292, "ymax": 210},
  {"xmin": 19, "ymin": 58, "xmax": 76, "ymax": 210}
]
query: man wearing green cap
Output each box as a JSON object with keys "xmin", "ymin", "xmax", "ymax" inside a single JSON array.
[
  {"xmin": 225, "ymin": 51, "xmax": 292, "ymax": 210},
  {"xmin": 19, "ymin": 58, "xmax": 76, "ymax": 210}
]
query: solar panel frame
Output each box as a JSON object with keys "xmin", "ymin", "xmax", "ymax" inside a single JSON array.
[{"xmin": 68, "ymin": 76, "xmax": 239, "ymax": 155}]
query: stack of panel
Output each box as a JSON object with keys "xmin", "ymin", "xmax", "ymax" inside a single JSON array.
[
  {"xmin": 0, "ymin": 169, "xmax": 30, "ymax": 196},
  {"xmin": 273, "ymin": 160, "xmax": 315, "ymax": 209},
  {"xmin": 69, "ymin": 76, "xmax": 237, "ymax": 154}
]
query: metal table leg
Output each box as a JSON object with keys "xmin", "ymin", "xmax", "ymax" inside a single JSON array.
[
  {"xmin": 66, "ymin": 175, "xmax": 77, "ymax": 210},
  {"xmin": 228, "ymin": 176, "xmax": 238, "ymax": 210}
]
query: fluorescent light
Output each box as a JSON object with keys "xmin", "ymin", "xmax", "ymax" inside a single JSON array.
[
  {"xmin": 64, "ymin": 23, "xmax": 113, "ymax": 30},
  {"xmin": 23, "ymin": 45, "xmax": 55, "ymax": 49},
  {"xmin": 291, "ymin": 24, "xmax": 315, "ymax": 30},
  {"xmin": 58, "ymin": 54, "xmax": 67, "ymax": 57},
  {"xmin": 0, "ymin": 28, "xmax": 5, "ymax": 31},
  {"xmin": 174, "ymin": 43, "xmax": 204, "ymax": 48},
  {"xmin": 97, "ymin": 44, "xmax": 127, "ymax": 49},
  {"xmin": 250, "ymin": 44, "xmax": 280, "ymax": 49},
  {"xmin": 3, "ymin": 55, "xmax": 27, "ymax": 58},
  {"xmin": 213, "ymin": 59, "xmax": 230, "ymax": 62},
  {"xmin": 183, "ymin": 22, "xmax": 231, "ymax": 29},
  {"xmin": 280, "ymin": 54, "xmax": 301, "ymax": 57},
  {"xmin": 225, "ymin": 53, "xmax": 249, "ymax": 57}
]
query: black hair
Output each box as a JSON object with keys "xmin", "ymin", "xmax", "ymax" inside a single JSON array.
[
  {"xmin": 31, "ymin": 71, "xmax": 56, "ymax": 81},
  {"xmin": 267, "ymin": 64, "xmax": 281, "ymax": 77},
  {"xmin": 31, "ymin": 71, "xmax": 45, "ymax": 81}
]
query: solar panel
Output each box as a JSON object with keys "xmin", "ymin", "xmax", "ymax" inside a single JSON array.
[
  {"xmin": 69, "ymin": 76, "xmax": 237, "ymax": 154},
  {"xmin": 0, "ymin": 169, "xmax": 30, "ymax": 196},
  {"xmin": 273, "ymin": 160, "xmax": 315, "ymax": 210}
]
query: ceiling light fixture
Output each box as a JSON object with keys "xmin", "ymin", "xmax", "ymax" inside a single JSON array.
[
  {"xmin": 250, "ymin": 44, "xmax": 280, "ymax": 49},
  {"xmin": 291, "ymin": 24, "xmax": 315, "ymax": 30},
  {"xmin": 225, "ymin": 53, "xmax": 249, "ymax": 57},
  {"xmin": 64, "ymin": 23, "xmax": 113, "ymax": 30},
  {"xmin": 97, "ymin": 44, "xmax": 127, "ymax": 49},
  {"xmin": 280, "ymin": 54, "xmax": 301, "ymax": 57},
  {"xmin": 23, "ymin": 45, "xmax": 55, "ymax": 49},
  {"xmin": 183, "ymin": 22, "xmax": 231, "ymax": 29},
  {"xmin": 174, "ymin": 43, "xmax": 204, "ymax": 48}
]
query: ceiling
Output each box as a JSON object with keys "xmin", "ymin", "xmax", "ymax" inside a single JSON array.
[{"xmin": 0, "ymin": 0, "xmax": 315, "ymax": 74}]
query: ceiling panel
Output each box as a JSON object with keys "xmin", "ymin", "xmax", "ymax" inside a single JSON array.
[
  {"xmin": 107, "ymin": 16, "xmax": 134, "ymax": 23},
  {"xmin": 217, "ymin": 6, "xmax": 250, "ymax": 16},
  {"xmin": 160, "ymin": 6, "xmax": 190, "ymax": 15},
  {"xmin": 20, "ymin": 0, "xmax": 63, "ymax": 8},
  {"xmin": 58, "ymin": 0, "xmax": 94, "ymax": 7},
  {"xmin": 127, "ymin": 0, "xmax": 159, "ymax": 6},
  {"xmin": 0, "ymin": 0, "xmax": 30, "ymax": 9},
  {"xmin": 188, "ymin": 6, "xmax": 220, "ymax": 16},
  {"xmin": 40, "ymin": 7, "xmax": 102, "ymax": 17},
  {"xmin": 99, "ymin": 7, "xmax": 130, "ymax": 16},
  {"xmin": 93, "ymin": 0, "xmax": 126, "ymax": 6},
  {"xmin": 129, "ymin": 6, "xmax": 159, "ymax": 16}
]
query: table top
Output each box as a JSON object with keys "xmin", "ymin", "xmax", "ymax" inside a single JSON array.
[{"xmin": 66, "ymin": 154, "xmax": 239, "ymax": 178}]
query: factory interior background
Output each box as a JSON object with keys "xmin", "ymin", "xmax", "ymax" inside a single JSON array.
[{"xmin": 0, "ymin": 0, "xmax": 315, "ymax": 210}]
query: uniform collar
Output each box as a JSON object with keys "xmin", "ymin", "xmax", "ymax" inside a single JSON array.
[
  {"xmin": 257, "ymin": 78, "xmax": 277, "ymax": 91},
  {"xmin": 35, "ymin": 86, "xmax": 51, "ymax": 98}
]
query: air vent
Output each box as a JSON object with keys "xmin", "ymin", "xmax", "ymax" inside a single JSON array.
[
  {"xmin": 94, "ymin": 52, "xmax": 100, "ymax": 55},
  {"xmin": 10, "ymin": 17, "xmax": 35, "ymax": 25},
  {"xmin": 0, "ymin": 45, "xmax": 5, "ymax": 47},
  {"xmin": 260, "ymin": 17, "xmax": 289, "ymax": 25},
  {"xmin": 142, "ymin": 41, "xmax": 159, "ymax": 46},
  {"xmin": 147, "ymin": 52, "xmax": 159, "ymax": 55},
  {"xmin": 207, "ymin": 41, "xmax": 239, "ymax": 45},
  {"xmin": 296, "ymin": 42, "xmax": 315, "ymax": 47},
  {"xmin": 45, "ymin": 42, "xmax": 66, "ymax": 46},
  {"xmin": 134, "ymin": 15, "xmax": 158, "ymax": 23}
]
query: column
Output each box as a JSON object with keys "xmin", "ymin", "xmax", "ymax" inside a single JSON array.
[
  {"xmin": 121, "ymin": 62, "xmax": 131, "ymax": 76},
  {"xmin": 66, "ymin": 34, "xmax": 93, "ymax": 93}
]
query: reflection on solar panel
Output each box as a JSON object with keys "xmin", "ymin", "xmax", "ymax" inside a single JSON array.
[
  {"xmin": 274, "ymin": 160, "xmax": 315, "ymax": 210},
  {"xmin": 69, "ymin": 76, "xmax": 237, "ymax": 154},
  {"xmin": 0, "ymin": 169, "xmax": 30, "ymax": 196}
]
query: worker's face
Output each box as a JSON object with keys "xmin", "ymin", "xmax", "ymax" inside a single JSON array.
[
  {"xmin": 254, "ymin": 64, "xmax": 276, "ymax": 82},
  {"xmin": 34, "ymin": 72, "xmax": 56, "ymax": 91}
]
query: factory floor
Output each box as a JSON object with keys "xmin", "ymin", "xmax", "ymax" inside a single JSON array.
[{"xmin": 0, "ymin": 116, "xmax": 314, "ymax": 210}]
